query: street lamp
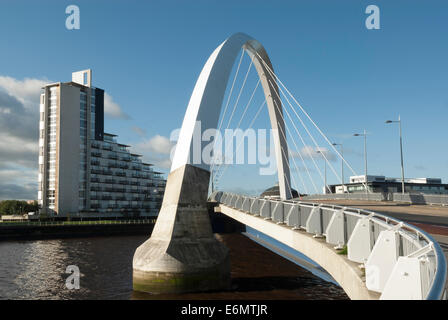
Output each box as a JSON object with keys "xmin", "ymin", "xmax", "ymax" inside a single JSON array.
[
  {"xmin": 354, "ymin": 130, "xmax": 368, "ymax": 193},
  {"xmin": 332, "ymin": 142, "xmax": 344, "ymax": 191},
  {"xmin": 386, "ymin": 116, "xmax": 405, "ymax": 194},
  {"xmin": 316, "ymin": 150, "xmax": 329, "ymax": 194}
]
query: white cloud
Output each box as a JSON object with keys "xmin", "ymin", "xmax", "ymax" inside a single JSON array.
[
  {"xmin": 0, "ymin": 76, "xmax": 47, "ymax": 109},
  {"xmin": 104, "ymin": 93, "xmax": 130, "ymax": 119},
  {"xmin": 132, "ymin": 135, "xmax": 175, "ymax": 170},
  {"xmin": 131, "ymin": 126, "xmax": 146, "ymax": 137},
  {"xmin": 0, "ymin": 75, "xmax": 46, "ymax": 200},
  {"xmin": 136, "ymin": 135, "xmax": 173, "ymax": 155},
  {"xmin": 291, "ymin": 146, "xmax": 336, "ymax": 162}
]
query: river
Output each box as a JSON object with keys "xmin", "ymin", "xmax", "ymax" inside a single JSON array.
[{"xmin": 0, "ymin": 234, "xmax": 348, "ymax": 300}]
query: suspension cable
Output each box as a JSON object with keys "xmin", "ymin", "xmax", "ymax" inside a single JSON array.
[
  {"xmin": 256, "ymin": 52, "xmax": 369, "ymax": 192},
  {"xmin": 214, "ymin": 100, "xmax": 266, "ymax": 187},
  {"xmin": 271, "ymin": 98, "xmax": 317, "ymax": 194},
  {"xmin": 211, "ymin": 78, "xmax": 261, "ymax": 175},
  {"xmin": 217, "ymin": 49, "xmax": 245, "ymax": 132},
  {"xmin": 268, "ymin": 80, "xmax": 327, "ymax": 192},
  {"xmin": 269, "ymin": 78, "xmax": 340, "ymax": 192}
]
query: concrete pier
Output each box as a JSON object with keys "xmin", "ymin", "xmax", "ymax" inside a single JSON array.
[{"xmin": 133, "ymin": 165, "xmax": 230, "ymax": 293}]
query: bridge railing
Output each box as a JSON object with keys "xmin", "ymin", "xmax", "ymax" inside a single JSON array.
[{"xmin": 210, "ymin": 191, "xmax": 447, "ymax": 300}]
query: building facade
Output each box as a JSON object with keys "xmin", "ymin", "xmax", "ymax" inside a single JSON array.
[
  {"xmin": 38, "ymin": 70, "xmax": 165, "ymax": 217},
  {"xmin": 329, "ymin": 175, "xmax": 448, "ymax": 195}
]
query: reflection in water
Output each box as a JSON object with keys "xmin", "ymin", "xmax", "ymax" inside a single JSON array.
[{"xmin": 0, "ymin": 234, "xmax": 348, "ymax": 300}]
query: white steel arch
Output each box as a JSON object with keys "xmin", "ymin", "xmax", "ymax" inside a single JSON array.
[
  {"xmin": 133, "ymin": 33, "xmax": 293, "ymax": 294},
  {"xmin": 172, "ymin": 32, "xmax": 292, "ymax": 199}
]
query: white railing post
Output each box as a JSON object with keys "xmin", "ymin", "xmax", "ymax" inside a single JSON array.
[
  {"xmin": 365, "ymin": 228, "xmax": 401, "ymax": 292},
  {"xmin": 347, "ymin": 215, "xmax": 373, "ymax": 264},
  {"xmin": 325, "ymin": 208, "xmax": 345, "ymax": 249},
  {"xmin": 306, "ymin": 205, "xmax": 323, "ymax": 236},
  {"xmin": 260, "ymin": 200, "xmax": 271, "ymax": 220}
]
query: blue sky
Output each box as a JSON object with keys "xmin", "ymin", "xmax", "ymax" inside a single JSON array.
[{"xmin": 0, "ymin": 0, "xmax": 447, "ymax": 199}]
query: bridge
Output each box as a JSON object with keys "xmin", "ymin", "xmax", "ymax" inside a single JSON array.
[
  {"xmin": 210, "ymin": 191, "xmax": 446, "ymax": 299},
  {"xmin": 132, "ymin": 32, "xmax": 447, "ymax": 299}
]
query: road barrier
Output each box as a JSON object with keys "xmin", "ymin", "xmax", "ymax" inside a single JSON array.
[
  {"xmin": 391, "ymin": 193, "xmax": 448, "ymax": 206},
  {"xmin": 302, "ymin": 193, "xmax": 386, "ymax": 201}
]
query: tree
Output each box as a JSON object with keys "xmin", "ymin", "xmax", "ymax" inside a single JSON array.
[{"xmin": 0, "ymin": 200, "xmax": 38, "ymax": 215}]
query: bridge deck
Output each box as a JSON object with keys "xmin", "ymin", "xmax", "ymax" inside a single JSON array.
[
  {"xmin": 216, "ymin": 204, "xmax": 381, "ymax": 300},
  {"xmin": 305, "ymin": 199, "xmax": 448, "ymax": 293}
]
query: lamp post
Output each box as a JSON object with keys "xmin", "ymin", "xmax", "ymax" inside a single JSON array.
[
  {"xmin": 354, "ymin": 130, "xmax": 368, "ymax": 193},
  {"xmin": 316, "ymin": 150, "xmax": 329, "ymax": 194},
  {"xmin": 332, "ymin": 142, "xmax": 344, "ymax": 192},
  {"xmin": 386, "ymin": 116, "xmax": 405, "ymax": 194}
]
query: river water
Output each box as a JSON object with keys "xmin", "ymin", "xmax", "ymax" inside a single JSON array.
[{"xmin": 0, "ymin": 234, "xmax": 348, "ymax": 300}]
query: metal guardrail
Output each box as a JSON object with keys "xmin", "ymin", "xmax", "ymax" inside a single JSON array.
[{"xmin": 210, "ymin": 191, "xmax": 447, "ymax": 300}]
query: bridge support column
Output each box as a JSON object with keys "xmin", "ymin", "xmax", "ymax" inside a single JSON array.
[{"xmin": 133, "ymin": 165, "xmax": 230, "ymax": 294}]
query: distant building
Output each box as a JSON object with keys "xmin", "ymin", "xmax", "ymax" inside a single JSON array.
[
  {"xmin": 329, "ymin": 175, "xmax": 448, "ymax": 195},
  {"xmin": 38, "ymin": 70, "xmax": 166, "ymax": 217},
  {"xmin": 260, "ymin": 184, "xmax": 299, "ymax": 198}
]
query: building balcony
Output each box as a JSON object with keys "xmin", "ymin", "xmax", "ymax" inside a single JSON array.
[
  {"xmin": 108, "ymin": 155, "xmax": 118, "ymax": 160},
  {"xmin": 91, "ymin": 152, "xmax": 102, "ymax": 157},
  {"xmin": 105, "ymin": 179, "xmax": 115, "ymax": 184},
  {"xmin": 91, "ymin": 178, "xmax": 100, "ymax": 183},
  {"xmin": 115, "ymin": 172, "xmax": 126, "ymax": 177},
  {"xmin": 91, "ymin": 143, "xmax": 100, "ymax": 149},
  {"xmin": 102, "ymin": 196, "xmax": 113, "ymax": 200},
  {"xmin": 102, "ymin": 146, "xmax": 112, "ymax": 151},
  {"xmin": 91, "ymin": 161, "xmax": 100, "ymax": 166}
]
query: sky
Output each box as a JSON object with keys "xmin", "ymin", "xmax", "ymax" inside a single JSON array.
[{"xmin": 0, "ymin": 0, "xmax": 447, "ymax": 199}]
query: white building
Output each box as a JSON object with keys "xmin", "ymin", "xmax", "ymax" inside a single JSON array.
[
  {"xmin": 38, "ymin": 70, "xmax": 165, "ymax": 217},
  {"xmin": 331, "ymin": 175, "xmax": 447, "ymax": 195}
]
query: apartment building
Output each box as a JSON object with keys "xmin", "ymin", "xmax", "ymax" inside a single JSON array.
[{"xmin": 38, "ymin": 70, "xmax": 165, "ymax": 217}]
